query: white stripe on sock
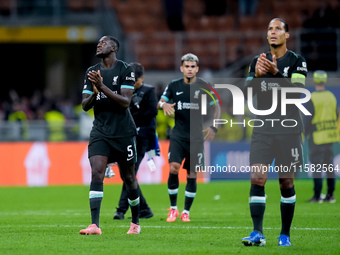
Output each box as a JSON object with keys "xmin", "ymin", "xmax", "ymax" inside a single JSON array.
[
  {"xmin": 249, "ymin": 196, "xmax": 266, "ymax": 203},
  {"xmin": 281, "ymin": 195, "xmax": 296, "ymax": 203},
  {"xmin": 128, "ymin": 197, "xmax": 140, "ymax": 206},
  {"xmin": 185, "ymin": 191, "xmax": 196, "ymax": 198},
  {"xmin": 89, "ymin": 191, "xmax": 103, "ymax": 199},
  {"xmin": 182, "ymin": 210, "xmax": 189, "ymax": 215},
  {"xmin": 168, "ymin": 188, "xmax": 179, "ymax": 195}
]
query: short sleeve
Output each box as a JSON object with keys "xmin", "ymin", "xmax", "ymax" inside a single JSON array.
[
  {"xmin": 291, "ymin": 56, "xmax": 308, "ymax": 86},
  {"xmin": 161, "ymin": 84, "xmax": 172, "ymax": 102},
  {"xmin": 82, "ymin": 67, "xmax": 94, "ymax": 95},
  {"xmin": 120, "ymin": 65, "xmax": 135, "ymax": 90}
]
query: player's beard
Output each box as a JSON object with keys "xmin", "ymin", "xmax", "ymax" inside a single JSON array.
[
  {"xmin": 185, "ymin": 75, "xmax": 196, "ymax": 84},
  {"xmin": 96, "ymin": 52, "xmax": 105, "ymax": 58},
  {"xmin": 270, "ymin": 43, "xmax": 283, "ymax": 49}
]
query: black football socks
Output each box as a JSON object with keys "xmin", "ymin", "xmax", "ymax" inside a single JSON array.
[
  {"xmin": 249, "ymin": 184, "xmax": 266, "ymax": 234},
  {"xmin": 280, "ymin": 186, "xmax": 296, "ymax": 237},
  {"xmin": 89, "ymin": 181, "xmax": 103, "ymax": 227},
  {"xmin": 184, "ymin": 178, "xmax": 197, "ymax": 214},
  {"xmin": 168, "ymin": 173, "xmax": 179, "ymax": 209}
]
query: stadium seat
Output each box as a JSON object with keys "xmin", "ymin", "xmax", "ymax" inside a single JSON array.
[
  {"xmin": 110, "ymin": 0, "xmax": 324, "ymax": 70},
  {"xmin": 68, "ymin": 0, "xmax": 84, "ymax": 11}
]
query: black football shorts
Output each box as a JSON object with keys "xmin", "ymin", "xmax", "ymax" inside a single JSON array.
[
  {"xmin": 168, "ymin": 137, "xmax": 204, "ymax": 172},
  {"xmin": 250, "ymin": 132, "xmax": 303, "ymax": 174},
  {"xmin": 88, "ymin": 135, "xmax": 137, "ymax": 165}
]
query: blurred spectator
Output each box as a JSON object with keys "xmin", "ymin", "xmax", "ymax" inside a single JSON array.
[
  {"xmin": 163, "ymin": 0, "xmax": 184, "ymax": 31},
  {"xmin": 44, "ymin": 101, "xmax": 66, "ymax": 141},
  {"xmin": 73, "ymin": 103, "xmax": 94, "ymax": 140},
  {"xmin": 301, "ymin": 1, "xmax": 339, "ymax": 71},
  {"xmin": 156, "ymin": 82, "xmax": 166, "ymax": 101},
  {"xmin": 30, "ymin": 90, "xmax": 46, "ymax": 119},
  {"xmin": 304, "ymin": 70, "xmax": 339, "ymax": 203},
  {"xmin": 8, "ymin": 101, "xmax": 30, "ymax": 141},
  {"xmin": 308, "ymin": 1, "xmax": 340, "ymax": 29},
  {"xmin": 238, "ymin": 0, "xmax": 258, "ymax": 17},
  {"xmin": 156, "ymin": 109, "xmax": 174, "ymax": 140},
  {"xmin": 204, "ymin": 0, "xmax": 226, "ymax": 16}
]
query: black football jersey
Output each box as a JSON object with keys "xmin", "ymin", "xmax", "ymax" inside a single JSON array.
[
  {"xmin": 161, "ymin": 78, "xmax": 217, "ymax": 142},
  {"xmin": 82, "ymin": 60, "xmax": 137, "ymax": 138},
  {"xmin": 244, "ymin": 50, "xmax": 308, "ymax": 134}
]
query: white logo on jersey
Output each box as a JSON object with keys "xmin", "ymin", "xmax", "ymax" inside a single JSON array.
[
  {"xmin": 177, "ymin": 101, "xmax": 182, "ymax": 110},
  {"xmin": 194, "ymin": 90, "xmax": 200, "ymax": 99},
  {"xmin": 112, "ymin": 76, "xmax": 118, "ymax": 85},
  {"xmin": 261, "ymin": 81, "xmax": 267, "ymax": 91},
  {"xmin": 176, "ymin": 91, "xmax": 184, "ymax": 96},
  {"xmin": 163, "ymin": 86, "xmax": 169, "ymax": 96},
  {"xmin": 96, "ymin": 92, "xmax": 108, "ymax": 100},
  {"xmin": 283, "ymin": 66, "xmax": 290, "ymax": 77},
  {"xmin": 176, "ymin": 101, "xmax": 199, "ymax": 110},
  {"xmin": 297, "ymin": 65, "xmax": 308, "ymax": 72},
  {"xmin": 290, "ymin": 161, "xmax": 300, "ymax": 167},
  {"xmin": 126, "ymin": 73, "xmax": 135, "ymax": 81},
  {"xmin": 83, "ymin": 85, "xmax": 87, "ymax": 89}
]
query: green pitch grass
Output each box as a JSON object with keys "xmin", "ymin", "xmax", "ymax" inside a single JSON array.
[{"xmin": 1, "ymin": 179, "xmax": 339, "ymax": 255}]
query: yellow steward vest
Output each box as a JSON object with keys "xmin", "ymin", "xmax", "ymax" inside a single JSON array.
[{"xmin": 311, "ymin": 91, "xmax": 339, "ymax": 144}]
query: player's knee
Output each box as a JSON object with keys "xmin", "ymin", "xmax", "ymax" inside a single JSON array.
[
  {"xmin": 124, "ymin": 173, "xmax": 134, "ymax": 185},
  {"xmin": 125, "ymin": 177, "xmax": 138, "ymax": 190},
  {"xmin": 170, "ymin": 163, "xmax": 180, "ymax": 174},
  {"xmin": 251, "ymin": 177, "xmax": 266, "ymax": 186},
  {"xmin": 91, "ymin": 167, "xmax": 105, "ymax": 182},
  {"xmin": 187, "ymin": 170, "xmax": 197, "ymax": 178},
  {"xmin": 279, "ymin": 178, "xmax": 294, "ymax": 189}
]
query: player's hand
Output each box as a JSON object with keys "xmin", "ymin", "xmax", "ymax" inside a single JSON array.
[
  {"xmin": 88, "ymin": 70, "xmax": 104, "ymax": 91},
  {"xmin": 93, "ymin": 85, "xmax": 99, "ymax": 94},
  {"xmin": 203, "ymin": 127, "xmax": 216, "ymax": 141},
  {"xmin": 255, "ymin": 53, "xmax": 268, "ymax": 77},
  {"xmin": 163, "ymin": 102, "xmax": 176, "ymax": 116},
  {"xmin": 261, "ymin": 55, "xmax": 279, "ymax": 75},
  {"xmin": 269, "ymin": 55, "xmax": 279, "ymax": 75}
]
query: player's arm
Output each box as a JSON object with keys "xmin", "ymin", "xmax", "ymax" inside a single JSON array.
[
  {"xmin": 203, "ymin": 86, "xmax": 221, "ymax": 141},
  {"xmin": 82, "ymin": 69, "xmax": 99, "ymax": 111},
  {"xmin": 88, "ymin": 70, "xmax": 133, "ymax": 108},
  {"xmin": 244, "ymin": 56, "xmax": 261, "ymax": 96},
  {"xmin": 133, "ymin": 87, "xmax": 158, "ymax": 123},
  {"xmin": 261, "ymin": 55, "xmax": 307, "ymax": 88},
  {"xmin": 144, "ymin": 87, "xmax": 158, "ymax": 118},
  {"xmin": 204, "ymin": 103, "xmax": 221, "ymax": 141},
  {"xmin": 157, "ymin": 85, "xmax": 176, "ymax": 116}
]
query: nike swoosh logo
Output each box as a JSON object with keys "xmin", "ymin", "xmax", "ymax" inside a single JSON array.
[
  {"xmin": 127, "ymin": 157, "xmax": 134, "ymax": 161},
  {"xmin": 290, "ymin": 161, "xmax": 299, "ymax": 167},
  {"xmin": 176, "ymin": 91, "xmax": 183, "ymax": 95}
]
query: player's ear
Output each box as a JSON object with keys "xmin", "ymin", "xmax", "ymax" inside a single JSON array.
[
  {"xmin": 180, "ymin": 65, "xmax": 184, "ymax": 73},
  {"xmin": 285, "ymin": 32, "xmax": 290, "ymax": 39},
  {"xmin": 196, "ymin": 66, "xmax": 199, "ymax": 72},
  {"xmin": 111, "ymin": 43, "xmax": 117, "ymax": 53}
]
